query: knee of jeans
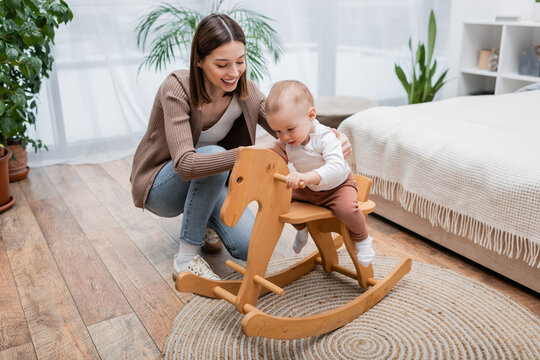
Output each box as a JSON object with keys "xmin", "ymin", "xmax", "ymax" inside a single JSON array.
[
  {"xmin": 228, "ymin": 244, "xmax": 248, "ymax": 261},
  {"xmin": 196, "ymin": 145, "xmax": 226, "ymax": 155},
  {"xmin": 145, "ymin": 199, "xmax": 182, "ymax": 218}
]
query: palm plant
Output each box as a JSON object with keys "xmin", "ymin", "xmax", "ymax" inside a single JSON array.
[
  {"xmin": 394, "ymin": 10, "xmax": 448, "ymax": 104},
  {"xmin": 135, "ymin": 0, "xmax": 283, "ymax": 83}
]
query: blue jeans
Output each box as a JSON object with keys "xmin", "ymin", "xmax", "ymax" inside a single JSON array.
[{"xmin": 145, "ymin": 145, "xmax": 253, "ymax": 260}]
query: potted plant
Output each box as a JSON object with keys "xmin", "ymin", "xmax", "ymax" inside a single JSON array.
[
  {"xmin": 135, "ymin": 0, "xmax": 283, "ymax": 83},
  {"xmin": 394, "ymin": 10, "xmax": 449, "ymax": 104},
  {"xmin": 0, "ymin": 0, "xmax": 73, "ymax": 181},
  {"xmin": 0, "ymin": 145, "xmax": 14, "ymax": 213}
]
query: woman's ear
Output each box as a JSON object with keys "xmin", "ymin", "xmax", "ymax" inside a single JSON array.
[{"xmin": 308, "ymin": 107, "xmax": 317, "ymax": 120}]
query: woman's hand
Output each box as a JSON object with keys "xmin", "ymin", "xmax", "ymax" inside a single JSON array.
[
  {"xmin": 251, "ymin": 140, "xmax": 288, "ymax": 162},
  {"xmin": 331, "ymin": 129, "xmax": 352, "ymax": 159}
]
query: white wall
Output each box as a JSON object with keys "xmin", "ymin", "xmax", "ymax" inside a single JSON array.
[{"xmin": 442, "ymin": 0, "xmax": 535, "ymax": 98}]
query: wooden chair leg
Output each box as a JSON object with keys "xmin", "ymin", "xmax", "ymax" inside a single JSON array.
[{"xmin": 307, "ymin": 221, "xmax": 339, "ymax": 273}]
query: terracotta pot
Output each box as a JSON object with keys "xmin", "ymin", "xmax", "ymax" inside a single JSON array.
[
  {"xmin": 0, "ymin": 147, "xmax": 15, "ymax": 213},
  {"xmin": 7, "ymin": 144, "xmax": 30, "ymax": 182}
]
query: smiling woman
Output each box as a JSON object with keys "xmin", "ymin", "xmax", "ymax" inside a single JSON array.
[{"xmin": 130, "ymin": 13, "xmax": 276, "ymax": 282}]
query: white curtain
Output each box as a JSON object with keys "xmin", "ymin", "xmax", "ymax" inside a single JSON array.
[{"xmin": 28, "ymin": 0, "xmax": 451, "ymax": 166}]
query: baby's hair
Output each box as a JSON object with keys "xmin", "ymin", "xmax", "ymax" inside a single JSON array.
[{"xmin": 265, "ymin": 80, "xmax": 314, "ymax": 115}]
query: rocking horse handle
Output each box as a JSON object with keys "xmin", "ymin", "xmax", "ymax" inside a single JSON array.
[{"xmin": 273, "ymin": 173, "xmax": 306, "ymax": 189}]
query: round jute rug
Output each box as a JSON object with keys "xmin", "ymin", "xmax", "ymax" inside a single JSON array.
[{"xmin": 164, "ymin": 253, "xmax": 540, "ymax": 359}]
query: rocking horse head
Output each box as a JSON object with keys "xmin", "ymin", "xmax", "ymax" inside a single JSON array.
[{"xmin": 220, "ymin": 147, "xmax": 291, "ymax": 227}]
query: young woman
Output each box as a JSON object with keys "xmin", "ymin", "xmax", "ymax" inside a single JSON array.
[{"xmin": 130, "ymin": 14, "xmax": 351, "ymax": 280}]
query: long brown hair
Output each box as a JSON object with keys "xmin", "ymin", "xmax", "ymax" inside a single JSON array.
[{"xmin": 189, "ymin": 14, "xmax": 248, "ymax": 109}]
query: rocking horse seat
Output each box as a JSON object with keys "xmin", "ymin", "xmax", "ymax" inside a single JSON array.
[{"xmin": 280, "ymin": 199, "xmax": 376, "ymax": 224}]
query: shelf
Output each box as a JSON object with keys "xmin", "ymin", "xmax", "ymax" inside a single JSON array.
[
  {"xmin": 465, "ymin": 20, "xmax": 540, "ymax": 28},
  {"xmin": 500, "ymin": 73, "xmax": 540, "ymax": 82},
  {"xmin": 458, "ymin": 20, "xmax": 540, "ymax": 95},
  {"xmin": 461, "ymin": 67, "xmax": 498, "ymax": 77}
]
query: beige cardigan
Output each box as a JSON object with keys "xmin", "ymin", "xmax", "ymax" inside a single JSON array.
[{"xmin": 130, "ymin": 70, "xmax": 273, "ymax": 209}]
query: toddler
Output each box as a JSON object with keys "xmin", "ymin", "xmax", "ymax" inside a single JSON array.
[{"xmin": 265, "ymin": 80, "xmax": 375, "ymax": 267}]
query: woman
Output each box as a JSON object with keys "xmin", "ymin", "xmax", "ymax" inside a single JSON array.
[{"xmin": 130, "ymin": 14, "xmax": 351, "ymax": 280}]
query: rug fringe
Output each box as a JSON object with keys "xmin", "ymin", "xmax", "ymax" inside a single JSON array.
[{"xmin": 366, "ymin": 175, "xmax": 539, "ymax": 268}]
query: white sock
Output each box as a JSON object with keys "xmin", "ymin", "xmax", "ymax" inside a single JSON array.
[
  {"xmin": 293, "ymin": 228, "xmax": 309, "ymax": 254},
  {"xmin": 355, "ymin": 235, "xmax": 375, "ymax": 268},
  {"xmin": 174, "ymin": 241, "xmax": 199, "ymax": 270}
]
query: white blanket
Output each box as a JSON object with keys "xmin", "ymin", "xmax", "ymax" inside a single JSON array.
[{"xmin": 339, "ymin": 91, "xmax": 540, "ymax": 266}]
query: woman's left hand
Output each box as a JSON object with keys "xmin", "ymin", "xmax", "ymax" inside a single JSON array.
[{"xmin": 331, "ymin": 129, "xmax": 352, "ymax": 159}]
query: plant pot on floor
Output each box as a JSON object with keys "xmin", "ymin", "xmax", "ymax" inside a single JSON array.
[
  {"xmin": 0, "ymin": 147, "xmax": 15, "ymax": 213},
  {"xmin": 7, "ymin": 144, "xmax": 30, "ymax": 182}
]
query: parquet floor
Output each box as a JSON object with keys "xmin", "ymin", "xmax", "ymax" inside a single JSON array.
[{"xmin": 1, "ymin": 157, "xmax": 538, "ymax": 359}]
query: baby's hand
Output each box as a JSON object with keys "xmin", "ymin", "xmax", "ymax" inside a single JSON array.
[{"xmin": 286, "ymin": 172, "xmax": 305, "ymax": 189}]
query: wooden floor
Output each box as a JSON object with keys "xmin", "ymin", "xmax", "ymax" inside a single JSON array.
[{"xmin": 0, "ymin": 158, "xmax": 538, "ymax": 359}]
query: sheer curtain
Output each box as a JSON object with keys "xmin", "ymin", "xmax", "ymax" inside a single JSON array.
[{"xmin": 28, "ymin": 0, "xmax": 451, "ymax": 166}]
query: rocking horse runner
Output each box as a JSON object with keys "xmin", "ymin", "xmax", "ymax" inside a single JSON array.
[{"xmin": 176, "ymin": 147, "xmax": 412, "ymax": 339}]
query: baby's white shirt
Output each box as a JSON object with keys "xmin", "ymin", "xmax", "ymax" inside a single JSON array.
[{"xmin": 285, "ymin": 119, "xmax": 350, "ymax": 191}]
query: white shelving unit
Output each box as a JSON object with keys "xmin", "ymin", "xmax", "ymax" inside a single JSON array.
[{"xmin": 458, "ymin": 20, "xmax": 540, "ymax": 96}]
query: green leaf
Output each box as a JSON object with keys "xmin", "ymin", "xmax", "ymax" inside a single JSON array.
[
  {"xmin": 0, "ymin": 72, "xmax": 11, "ymax": 84},
  {"xmin": 11, "ymin": 92, "xmax": 26, "ymax": 107},
  {"xmin": 0, "ymin": 101, "xmax": 5, "ymax": 116},
  {"xmin": 5, "ymin": 45, "xmax": 19, "ymax": 60},
  {"xmin": 394, "ymin": 64, "xmax": 411, "ymax": 95},
  {"xmin": 27, "ymin": 56, "xmax": 42, "ymax": 74},
  {"xmin": 427, "ymin": 10, "xmax": 436, "ymax": 62},
  {"xmin": 24, "ymin": 0, "xmax": 40, "ymax": 13},
  {"xmin": 2, "ymin": 117, "xmax": 18, "ymax": 136},
  {"xmin": 424, "ymin": 10, "xmax": 437, "ymax": 98},
  {"xmin": 5, "ymin": 0, "xmax": 22, "ymax": 11}
]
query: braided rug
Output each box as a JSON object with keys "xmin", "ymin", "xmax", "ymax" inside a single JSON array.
[{"xmin": 164, "ymin": 253, "xmax": 540, "ymax": 359}]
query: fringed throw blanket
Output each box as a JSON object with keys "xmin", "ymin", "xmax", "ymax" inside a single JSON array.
[{"xmin": 339, "ymin": 91, "xmax": 540, "ymax": 267}]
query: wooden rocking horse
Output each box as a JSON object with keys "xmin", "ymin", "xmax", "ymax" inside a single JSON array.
[{"xmin": 176, "ymin": 147, "xmax": 411, "ymax": 339}]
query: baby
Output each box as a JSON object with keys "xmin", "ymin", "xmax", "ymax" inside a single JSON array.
[{"xmin": 265, "ymin": 80, "xmax": 375, "ymax": 267}]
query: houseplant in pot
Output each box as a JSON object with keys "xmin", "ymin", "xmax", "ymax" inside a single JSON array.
[
  {"xmin": 0, "ymin": 0, "xmax": 73, "ymax": 181},
  {"xmin": 135, "ymin": 0, "xmax": 283, "ymax": 82},
  {"xmin": 0, "ymin": 145, "xmax": 14, "ymax": 213},
  {"xmin": 394, "ymin": 10, "xmax": 449, "ymax": 104}
]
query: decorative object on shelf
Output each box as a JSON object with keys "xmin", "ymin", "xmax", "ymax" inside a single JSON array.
[
  {"xmin": 534, "ymin": 0, "xmax": 540, "ymax": 22},
  {"xmin": 0, "ymin": 0, "xmax": 73, "ymax": 181},
  {"xmin": 135, "ymin": 0, "xmax": 283, "ymax": 83},
  {"xmin": 515, "ymin": 81, "xmax": 540, "ymax": 92},
  {"xmin": 518, "ymin": 45, "xmax": 540, "ymax": 76},
  {"xmin": 394, "ymin": 10, "xmax": 449, "ymax": 104},
  {"xmin": 488, "ymin": 47, "xmax": 500, "ymax": 71},
  {"xmin": 0, "ymin": 146, "xmax": 15, "ymax": 213},
  {"xmin": 477, "ymin": 49, "xmax": 491, "ymax": 70}
]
